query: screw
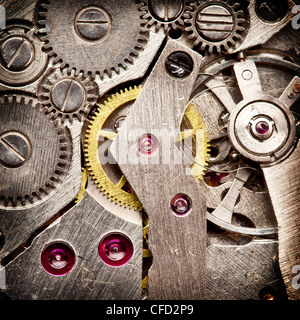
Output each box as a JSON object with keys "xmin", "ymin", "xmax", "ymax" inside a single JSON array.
[
  {"xmin": 51, "ymin": 79, "xmax": 85, "ymax": 113},
  {"xmin": 149, "ymin": 0, "xmax": 183, "ymax": 22},
  {"xmin": 170, "ymin": 193, "xmax": 192, "ymax": 216},
  {"xmin": 165, "ymin": 51, "xmax": 194, "ymax": 79},
  {"xmin": 196, "ymin": 4, "xmax": 234, "ymax": 42},
  {"xmin": 293, "ymin": 83, "xmax": 300, "ymax": 94},
  {"xmin": 0, "ymin": 131, "xmax": 31, "ymax": 168},
  {"xmin": 0, "ymin": 36, "xmax": 34, "ymax": 71},
  {"xmin": 75, "ymin": 6, "xmax": 112, "ymax": 42},
  {"xmin": 255, "ymin": 0, "xmax": 288, "ymax": 23}
]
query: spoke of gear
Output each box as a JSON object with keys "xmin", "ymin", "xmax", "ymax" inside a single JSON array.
[
  {"xmin": 184, "ymin": 0, "xmax": 246, "ymax": 53},
  {"xmin": 138, "ymin": 0, "xmax": 192, "ymax": 33},
  {"xmin": 38, "ymin": 0, "xmax": 149, "ymax": 78},
  {"xmin": 84, "ymin": 86, "xmax": 210, "ymax": 211},
  {"xmin": 37, "ymin": 68, "xmax": 99, "ymax": 125},
  {"xmin": 0, "ymin": 95, "xmax": 71, "ymax": 208}
]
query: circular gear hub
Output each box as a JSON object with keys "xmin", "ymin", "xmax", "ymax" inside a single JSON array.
[
  {"xmin": 37, "ymin": 68, "xmax": 99, "ymax": 124},
  {"xmin": 0, "ymin": 95, "xmax": 71, "ymax": 208},
  {"xmin": 0, "ymin": 24, "xmax": 48, "ymax": 86},
  {"xmin": 38, "ymin": 0, "xmax": 149, "ymax": 78},
  {"xmin": 138, "ymin": 0, "xmax": 191, "ymax": 33},
  {"xmin": 185, "ymin": 0, "xmax": 246, "ymax": 53},
  {"xmin": 84, "ymin": 86, "xmax": 210, "ymax": 211}
]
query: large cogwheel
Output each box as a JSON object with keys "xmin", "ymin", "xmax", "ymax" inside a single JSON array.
[
  {"xmin": 84, "ymin": 86, "xmax": 210, "ymax": 211},
  {"xmin": 0, "ymin": 95, "xmax": 71, "ymax": 208},
  {"xmin": 37, "ymin": 68, "xmax": 99, "ymax": 125},
  {"xmin": 185, "ymin": 0, "xmax": 246, "ymax": 53},
  {"xmin": 138, "ymin": 0, "xmax": 192, "ymax": 33},
  {"xmin": 38, "ymin": 0, "xmax": 149, "ymax": 78}
]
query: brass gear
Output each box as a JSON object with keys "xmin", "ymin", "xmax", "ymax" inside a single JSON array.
[{"xmin": 84, "ymin": 86, "xmax": 210, "ymax": 211}]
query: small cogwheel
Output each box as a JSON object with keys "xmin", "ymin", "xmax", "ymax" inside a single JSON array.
[
  {"xmin": 0, "ymin": 95, "xmax": 71, "ymax": 208},
  {"xmin": 185, "ymin": 0, "xmax": 246, "ymax": 53},
  {"xmin": 37, "ymin": 68, "xmax": 99, "ymax": 125},
  {"xmin": 138, "ymin": 0, "xmax": 192, "ymax": 33},
  {"xmin": 84, "ymin": 86, "xmax": 210, "ymax": 211},
  {"xmin": 0, "ymin": 24, "xmax": 48, "ymax": 86},
  {"xmin": 38, "ymin": 0, "xmax": 149, "ymax": 78}
]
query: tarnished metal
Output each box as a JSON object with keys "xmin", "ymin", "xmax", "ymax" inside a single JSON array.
[
  {"xmin": 111, "ymin": 40, "xmax": 207, "ymax": 299},
  {"xmin": 0, "ymin": 0, "xmax": 299, "ymax": 301}
]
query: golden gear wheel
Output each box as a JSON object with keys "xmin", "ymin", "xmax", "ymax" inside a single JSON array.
[{"xmin": 84, "ymin": 86, "xmax": 210, "ymax": 211}]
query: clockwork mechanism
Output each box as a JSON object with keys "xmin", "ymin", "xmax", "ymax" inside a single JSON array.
[{"xmin": 0, "ymin": 0, "xmax": 299, "ymax": 302}]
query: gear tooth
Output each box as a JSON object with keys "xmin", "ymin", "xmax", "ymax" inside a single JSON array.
[
  {"xmin": 38, "ymin": 1, "xmax": 149, "ymax": 79},
  {"xmin": 184, "ymin": 0, "xmax": 246, "ymax": 54},
  {"xmin": 43, "ymin": 43, "xmax": 52, "ymax": 50},
  {"xmin": 142, "ymin": 1, "xmax": 192, "ymax": 32},
  {"xmin": 38, "ymin": 22, "xmax": 47, "ymax": 28},
  {"xmin": 40, "ymin": 3, "xmax": 49, "ymax": 9},
  {"xmin": 186, "ymin": 26, "xmax": 194, "ymax": 33}
]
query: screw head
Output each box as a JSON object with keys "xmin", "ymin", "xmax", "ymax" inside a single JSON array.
[
  {"xmin": 51, "ymin": 79, "xmax": 85, "ymax": 113},
  {"xmin": 75, "ymin": 6, "xmax": 112, "ymax": 42},
  {"xmin": 196, "ymin": 4, "xmax": 234, "ymax": 42},
  {"xmin": 148, "ymin": 0, "xmax": 183, "ymax": 22},
  {"xmin": 0, "ymin": 131, "xmax": 31, "ymax": 168},
  {"xmin": 98, "ymin": 233, "xmax": 133, "ymax": 267},
  {"xmin": 170, "ymin": 193, "xmax": 192, "ymax": 216},
  {"xmin": 255, "ymin": 0, "xmax": 288, "ymax": 23},
  {"xmin": 41, "ymin": 242, "xmax": 76, "ymax": 276},
  {"xmin": 0, "ymin": 36, "xmax": 34, "ymax": 71},
  {"xmin": 165, "ymin": 51, "xmax": 194, "ymax": 79}
]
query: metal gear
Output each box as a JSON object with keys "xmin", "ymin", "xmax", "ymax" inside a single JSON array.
[
  {"xmin": 0, "ymin": 95, "xmax": 71, "ymax": 208},
  {"xmin": 84, "ymin": 86, "xmax": 210, "ymax": 211},
  {"xmin": 37, "ymin": 68, "xmax": 99, "ymax": 125},
  {"xmin": 0, "ymin": 24, "xmax": 48, "ymax": 86},
  {"xmin": 38, "ymin": 0, "xmax": 149, "ymax": 78},
  {"xmin": 184, "ymin": 0, "xmax": 246, "ymax": 53},
  {"xmin": 138, "ymin": 0, "xmax": 192, "ymax": 33}
]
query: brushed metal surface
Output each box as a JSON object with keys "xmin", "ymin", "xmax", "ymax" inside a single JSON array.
[
  {"xmin": 0, "ymin": 123, "xmax": 82, "ymax": 260},
  {"xmin": 111, "ymin": 40, "xmax": 206, "ymax": 299},
  {"xmin": 206, "ymin": 240, "xmax": 286, "ymax": 300},
  {"xmin": 262, "ymin": 143, "xmax": 300, "ymax": 299},
  {"xmin": 231, "ymin": 0, "xmax": 296, "ymax": 54},
  {"xmin": 4, "ymin": 192, "xmax": 142, "ymax": 300}
]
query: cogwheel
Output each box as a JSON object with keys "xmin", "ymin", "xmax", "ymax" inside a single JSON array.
[
  {"xmin": 0, "ymin": 24, "xmax": 48, "ymax": 86},
  {"xmin": 0, "ymin": 95, "xmax": 71, "ymax": 208},
  {"xmin": 138, "ymin": 0, "xmax": 192, "ymax": 33},
  {"xmin": 38, "ymin": 0, "xmax": 149, "ymax": 78},
  {"xmin": 185, "ymin": 0, "xmax": 246, "ymax": 53},
  {"xmin": 84, "ymin": 86, "xmax": 210, "ymax": 211},
  {"xmin": 37, "ymin": 68, "xmax": 99, "ymax": 125}
]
